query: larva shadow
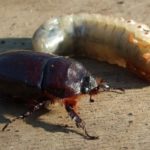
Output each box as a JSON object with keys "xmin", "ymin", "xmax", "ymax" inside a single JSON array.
[
  {"xmin": 0, "ymin": 38, "xmax": 32, "ymax": 52},
  {"xmin": 76, "ymin": 58, "xmax": 149, "ymax": 89}
]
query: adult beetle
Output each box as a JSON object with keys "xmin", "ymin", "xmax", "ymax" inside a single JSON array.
[{"xmin": 1, "ymin": 50, "xmax": 123, "ymax": 139}]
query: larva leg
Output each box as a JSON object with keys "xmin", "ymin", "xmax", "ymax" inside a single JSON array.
[
  {"xmin": 2, "ymin": 100, "xmax": 46, "ymax": 131},
  {"xmin": 63, "ymin": 97, "xmax": 98, "ymax": 140}
]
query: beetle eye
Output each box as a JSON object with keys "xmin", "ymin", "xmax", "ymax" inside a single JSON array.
[
  {"xmin": 84, "ymin": 76, "xmax": 90, "ymax": 82},
  {"xmin": 82, "ymin": 87, "xmax": 89, "ymax": 93},
  {"xmin": 81, "ymin": 76, "xmax": 90, "ymax": 94}
]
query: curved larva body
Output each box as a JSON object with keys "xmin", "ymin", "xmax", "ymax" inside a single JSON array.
[{"xmin": 32, "ymin": 14, "xmax": 150, "ymax": 81}]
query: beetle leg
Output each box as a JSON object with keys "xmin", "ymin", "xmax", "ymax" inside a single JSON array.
[
  {"xmin": 2, "ymin": 101, "xmax": 46, "ymax": 131},
  {"xmin": 65, "ymin": 103, "xmax": 98, "ymax": 140}
]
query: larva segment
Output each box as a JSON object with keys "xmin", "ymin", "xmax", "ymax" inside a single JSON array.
[
  {"xmin": 127, "ymin": 33, "xmax": 150, "ymax": 80},
  {"xmin": 32, "ymin": 14, "xmax": 150, "ymax": 81}
]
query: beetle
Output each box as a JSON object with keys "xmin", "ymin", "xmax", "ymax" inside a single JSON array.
[{"xmin": 0, "ymin": 50, "xmax": 123, "ymax": 139}]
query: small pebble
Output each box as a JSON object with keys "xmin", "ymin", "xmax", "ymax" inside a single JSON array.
[
  {"xmin": 117, "ymin": 1, "xmax": 124, "ymax": 4},
  {"xmin": 128, "ymin": 113, "xmax": 133, "ymax": 116}
]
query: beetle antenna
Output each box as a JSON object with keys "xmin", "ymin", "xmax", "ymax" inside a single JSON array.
[
  {"xmin": 89, "ymin": 80, "xmax": 125, "ymax": 102},
  {"xmin": 95, "ymin": 78, "xmax": 125, "ymax": 94},
  {"xmin": 98, "ymin": 82, "xmax": 125, "ymax": 94}
]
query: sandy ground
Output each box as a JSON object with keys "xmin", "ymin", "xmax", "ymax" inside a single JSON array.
[{"xmin": 0, "ymin": 0, "xmax": 150, "ymax": 150}]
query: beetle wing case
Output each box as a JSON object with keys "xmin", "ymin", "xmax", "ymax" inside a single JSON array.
[
  {"xmin": 0, "ymin": 51, "xmax": 50, "ymax": 98},
  {"xmin": 0, "ymin": 50, "xmax": 97, "ymax": 99}
]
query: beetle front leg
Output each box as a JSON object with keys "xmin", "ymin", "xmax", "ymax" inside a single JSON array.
[
  {"xmin": 65, "ymin": 105, "xmax": 83, "ymax": 128},
  {"xmin": 2, "ymin": 101, "xmax": 46, "ymax": 131},
  {"xmin": 65, "ymin": 103, "xmax": 98, "ymax": 140}
]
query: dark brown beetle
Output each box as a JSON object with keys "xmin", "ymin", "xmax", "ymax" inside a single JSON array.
[{"xmin": 1, "ymin": 51, "xmax": 123, "ymax": 139}]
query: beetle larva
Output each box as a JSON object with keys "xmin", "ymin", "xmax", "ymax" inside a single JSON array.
[{"xmin": 32, "ymin": 14, "xmax": 150, "ymax": 81}]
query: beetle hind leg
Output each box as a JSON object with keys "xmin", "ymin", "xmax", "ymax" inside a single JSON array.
[{"xmin": 2, "ymin": 101, "xmax": 46, "ymax": 131}]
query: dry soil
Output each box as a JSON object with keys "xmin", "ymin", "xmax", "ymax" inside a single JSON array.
[{"xmin": 0, "ymin": 0, "xmax": 150, "ymax": 150}]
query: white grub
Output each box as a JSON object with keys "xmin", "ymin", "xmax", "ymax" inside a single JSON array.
[{"xmin": 32, "ymin": 14, "xmax": 150, "ymax": 81}]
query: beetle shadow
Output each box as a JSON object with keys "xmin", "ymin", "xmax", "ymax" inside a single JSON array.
[
  {"xmin": 25, "ymin": 109, "xmax": 85, "ymax": 138},
  {"xmin": 0, "ymin": 97, "xmax": 85, "ymax": 138},
  {"xmin": 0, "ymin": 38, "xmax": 32, "ymax": 52}
]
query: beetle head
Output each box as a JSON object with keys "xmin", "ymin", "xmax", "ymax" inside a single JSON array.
[
  {"xmin": 81, "ymin": 76, "xmax": 98, "ymax": 94},
  {"xmin": 81, "ymin": 77, "xmax": 109, "ymax": 94},
  {"xmin": 81, "ymin": 76, "xmax": 124, "ymax": 101}
]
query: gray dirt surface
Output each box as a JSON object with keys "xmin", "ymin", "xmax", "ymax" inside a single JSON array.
[{"xmin": 0, "ymin": 0, "xmax": 150, "ymax": 150}]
